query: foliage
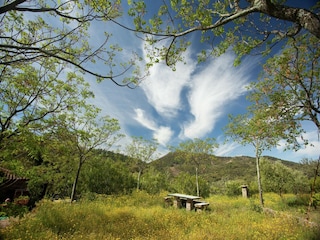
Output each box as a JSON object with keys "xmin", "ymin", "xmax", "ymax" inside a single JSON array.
[
  {"xmin": 0, "ymin": 60, "xmax": 93, "ymax": 147},
  {"xmin": 79, "ymin": 155, "xmax": 136, "ymax": 195},
  {"xmin": 51, "ymin": 105, "xmax": 124, "ymax": 201},
  {"xmin": 127, "ymin": 0, "xmax": 320, "ymax": 68},
  {"xmin": 225, "ymin": 180, "xmax": 246, "ymax": 197},
  {"xmin": 125, "ymin": 136, "xmax": 159, "ymax": 190},
  {"xmin": 284, "ymin": 194, "xmax": 310, "ymax": 208},
  {"xmin": 0, "ymin": 0, "xmax": 143, "ymax": 86},
  {"xmin": 169, "ymin": 172, "xmax": 210, "ymax": 198},
  {"xmin": 0, "ymin": 202, "xmax": 28, "ymax": 218},
  {"xmin": 1, "ymin": 193, "xmax": 319, "ymax": 240},
  {"xmin": 140, "ymin": 167, "xmax": 169, "ymax": 194},
  {"xmin": 248, "ymin": 33, "xmax": 320, "ymax": 149},
  {"xmin": 261, "ymin": 158, "xmax": 309, "ymax": 196},
  {"xmin": 171, "ymin": 138, "xmax": 218, "ymax": 196},
  {"xmin": 225, "ymin": 108, "xmax": 288, "ymax": 206},
  {"xmin": 151, "ymin": 152, "xmax": 308, "ymax": 193}
]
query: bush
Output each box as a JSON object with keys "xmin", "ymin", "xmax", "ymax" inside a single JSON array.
[
  {"xmin": 225, "ymin": 180, "xmax": 244, "ymax": 197},
  {"xmin": 249, "ymin": 200, "xmax": 263, "ymax": 213},
  {"xmin": 0, "ymin": 203, "xmax": 28, "ymax": 218},
  {"xmin": 169, "ymin": 173, "xmax": 210, "ymax": 197},
  {"xmin": 140, "ymin": 167, "xmax": 169, "ymax": 194},
  {"xmin": 285, "ymin": 194, "xmax": 309, "ymax": 207}
]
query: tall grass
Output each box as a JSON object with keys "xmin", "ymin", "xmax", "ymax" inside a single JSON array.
[{"xmin": 1, "ymin": 192, "xmax": 319, "ymax": 240}]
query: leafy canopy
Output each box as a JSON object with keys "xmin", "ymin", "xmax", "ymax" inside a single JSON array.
[
  {"xmin": 126, "ymin": 0, "xmax": 320, "ymax": 67},
  {"xmin": 0, "ymin": 0, "xmax": 145, "ymax": 87}
]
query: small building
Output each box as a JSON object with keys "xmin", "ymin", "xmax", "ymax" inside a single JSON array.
[{"xmin": 0, "ymin": 167, "xmax": 29, "ymax": 203}]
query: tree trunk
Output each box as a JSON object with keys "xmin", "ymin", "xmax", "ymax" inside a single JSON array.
[
  {"xmin": 255, "ymin": 148, "xmax": 264, "ymax": 207},
  {"xmin": 196, "ymin": 167, "xmax": 199, "ymax": 197},
  {"xmin": 70, "ymin": 158, "xmax": 83, "ymax": 203},
  {"xmin": 306, "ymin": 155, "xmax": 320, "ymax": 219},
  {"xmin": 137, "ymin": 169, "xmax": 142, "ymax": 191}
]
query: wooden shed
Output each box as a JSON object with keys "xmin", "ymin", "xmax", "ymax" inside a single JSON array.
[{"xmin": 0, "ymin": 167, "xmax": 29, "ymax": 203}]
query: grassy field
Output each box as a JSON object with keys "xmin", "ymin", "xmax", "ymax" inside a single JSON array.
[{"xmin": 1, "ymin": 192, "xmax": 319, "ymax": 240}]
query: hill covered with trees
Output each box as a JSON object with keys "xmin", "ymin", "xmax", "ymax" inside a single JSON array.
[{"xmin": 151, "ymin": 152, "xmax": 301, "ymax": 182}]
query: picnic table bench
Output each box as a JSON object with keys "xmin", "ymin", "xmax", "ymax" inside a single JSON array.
[
  {"xmin": 194, "ymin": 202, "xmax": 210, "ymax": 211},
  {"xmin": 166, "ymin": 193, "xmax": 209, "ymax": 211}
]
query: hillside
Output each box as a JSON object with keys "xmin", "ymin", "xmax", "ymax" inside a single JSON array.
[{"xmin": 149, "ymin": 153, "xmax": 302, "ymax": 182}]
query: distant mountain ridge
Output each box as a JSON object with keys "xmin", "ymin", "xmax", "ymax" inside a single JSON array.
[{"xmin": 149, "ymin": 153, "xmax": 302, "ymax": 182}]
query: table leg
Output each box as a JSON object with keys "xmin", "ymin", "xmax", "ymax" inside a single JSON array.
[
  {"xmin": 173, "ymin": 197, "xmax": 182, "ymax": 208},
  {"xmin": 186, "ymin": 199, "xmax": 194, "ymax": 211}
]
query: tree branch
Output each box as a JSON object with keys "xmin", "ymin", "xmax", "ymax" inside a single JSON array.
[
  {"xmin": 257, "ymin": 0, "xmax": 320, "ymax": 39},
  {"xmin": 0, "ymin": 0, "xmax": 26, "ymax": 14}
]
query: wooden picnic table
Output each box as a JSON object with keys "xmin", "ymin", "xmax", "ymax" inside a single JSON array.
[{"xmin": 167, "ymin": 193, "xmax": 201, "ymax": 211}]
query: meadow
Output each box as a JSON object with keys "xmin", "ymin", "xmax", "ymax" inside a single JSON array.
[{"xmin": 1, "ymin": 191, "xmax": 319, "ymax": 240}]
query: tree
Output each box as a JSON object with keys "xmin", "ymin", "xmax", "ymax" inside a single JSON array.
[
  {"xmin": 225, "ymin": 110, "xmax": 287, "ymax": 207},
  {"xmin": 125, "ymin": 136, "xmax": 159, "ymax": 191},
  {"xmin": 41, "ymin": 125, "xmax": 81, "ymax": 198},
  {"xmin": 81, "ymin": 155, "xmax": 136, "ymax": 195},
  {"xmin": 0, "ymin": 117, "xmax": 82, "ymax": 200},
  {"xmin": 126, "ymin": 0, "xmax": 320, "ymax": 68},
  {"xmin": 53, "ymin": 105, "xmax": 124, "ymax": 202},
  {"xmin": 170, "ymin": 172, "xmax": 210, "ymax": 198},
  {"xmin": 0, "ymin": 59, "xmax": 93, "ymax": 149},
  {"xmin": 140, "ymin": 166, "xmax": 169, "ymax": 194},
  {"xmin": 172, "ymin": 138, "xmax": 218, "ymax": 197},
  {"xmin": 0, "ymin": 0, "xmax": 144, "ymax": 87},
  {"xmin": 248, "ymin": 32, "xmax": 319, "ymax": 215},
  {"xmin": 249, "ymin": 34, "xmax": 319, "ymax": 146},
  {"xmin": 260, "ymin": 159, "xmax": 305, "ymax": 197}
]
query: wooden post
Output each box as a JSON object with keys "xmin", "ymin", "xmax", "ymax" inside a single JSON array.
[{"xmin": 241, "ymin": 185, "xmax": 249, "ymax": 198}]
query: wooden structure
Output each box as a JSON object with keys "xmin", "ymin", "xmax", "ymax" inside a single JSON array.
[
  {"xmin": 194, "ymin": 202, "xmax": 210, "ymax": 212},
  {"xmin": 241, "ymin": 185, "xmax": 249, "ymax": 198},
  {"xmin": 0, "ymin": 167, "xmax": 29, "ymax": 203},
  {"xmin": 167, "ymin": 193, "xmax": 209, "ymax": 211}
]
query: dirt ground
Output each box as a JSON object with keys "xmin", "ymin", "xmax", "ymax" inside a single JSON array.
[{"xmin": 0, "ymin": 219, "xmax": 10, "ymax": 228}]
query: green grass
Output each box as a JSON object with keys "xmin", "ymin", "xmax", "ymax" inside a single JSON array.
[{"xmin": 1, "ymin": 192, "xmax": 319, "ymax": 240}]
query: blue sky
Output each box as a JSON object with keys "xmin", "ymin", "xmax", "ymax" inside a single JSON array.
[
  {"xmin": 80, "ymin": 0, "xmax": 319, "ymax": 163},
  {"xmin": 13, "ymin": 0, "xmax": 317, "ymax": 163}
]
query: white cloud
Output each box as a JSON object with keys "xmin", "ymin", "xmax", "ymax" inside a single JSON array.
[
  {"xmin": 133, "ymin": 108, "xmax": 173, "ymax": 146},
  {"xmin": 295, "ymin": 130, "xmax": 320, "ymax": 158},
  {"xmin": 153, "ymin": 126, "xmax": 174, "ymax": 146},
  {"xmin": 296, "ymin": 141, "xmax": 320, "ymax": 157},
  {"xmin": 276, "ymin": 130, "xmax": 320, "ymax": 160},
  {"xmin": 141, "ymin": 51, "xmax": 196, "ymax": 118},
  {"xmin": 133, "ymin": 108, "xmax": 157, "ymax": 130},
  {"xmin": 215, "ymin": 142, "xmax": 240, "ymax": 156},
  {"xmin": 182, "ymin": 52, "xmax": 251, "ymax": 139}
]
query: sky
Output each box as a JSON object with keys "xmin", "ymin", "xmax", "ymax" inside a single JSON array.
[
  {"xmin": 8, "ymin": 0, "xmax": 317, "ymax": 163},
  {"xmin": 81, "ymin": 0, "xmax": 320, "ymax": 163}
]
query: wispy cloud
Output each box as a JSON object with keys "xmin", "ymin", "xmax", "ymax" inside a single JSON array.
[
  {"xmin": 215, "ymin": 142, "xmax": 241, "ymax": 156},
  {"xmin": 133, "ymin": 108, "xmax": 173, "ymax": 145},
  {"xmin": 181, "ymin": 52, "xmax": 251, "ymax": 139},
  {"xmin": 134, "ymin": 108, "xmax": 157, "ymax": 130},
  {"xmin": 141, "ymin": 51, "xmax": 196, "ymax": 118},
  {"xmin": 154, "ymin": 126, "xmax": 174, "ymax": 146}
]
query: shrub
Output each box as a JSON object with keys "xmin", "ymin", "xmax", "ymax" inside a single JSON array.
[
  {"xmin": 225, "ymin": 180, "xmax": 244, "ymax": 197},
  {"xmin": 0, "ymin": 203, "xmax": 28, "ymax": 218},
  {"xmin": 285, "ymin": 194, "xmax": 309, "ymax": 207}
]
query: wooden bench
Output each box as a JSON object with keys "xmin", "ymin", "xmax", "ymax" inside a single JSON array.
[
  {"xmin": 194, "ymin": 202, "xmax": 209, "ymax": 212},
  {"xmin": 164, "ymin": 196, "xmax": 173, "ymax": 207}
]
